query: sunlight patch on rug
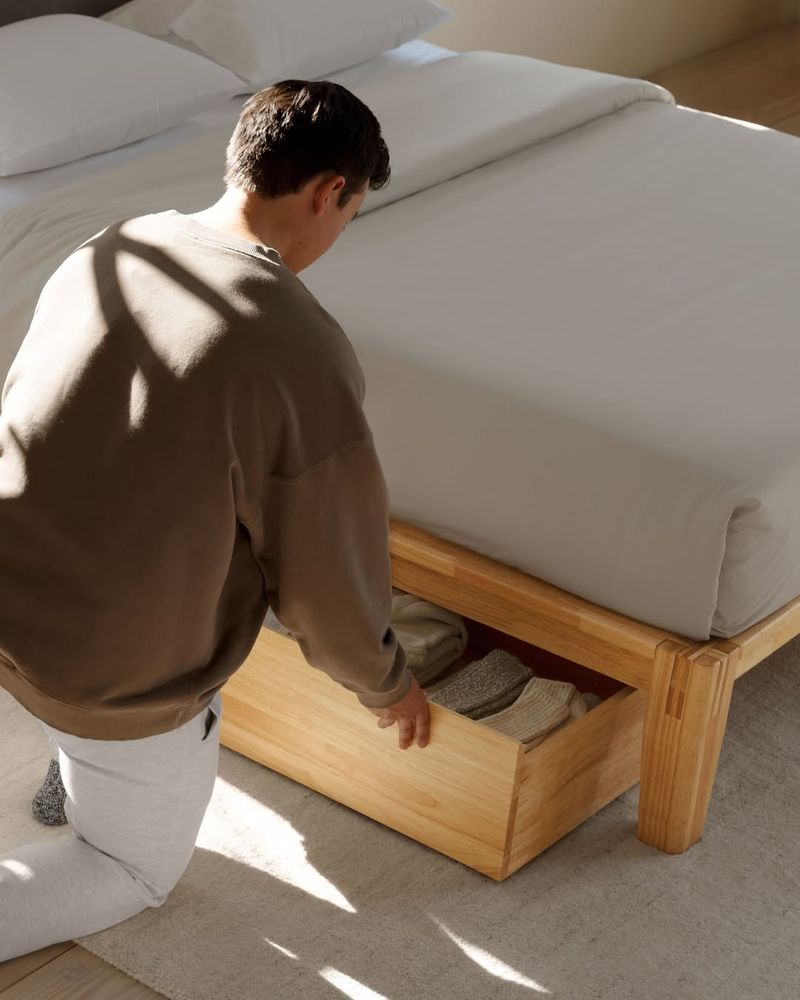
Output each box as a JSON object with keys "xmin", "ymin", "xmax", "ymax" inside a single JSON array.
[
  {"xmin": 433, "ymin": 916, "xmax": 552, "ymax": 992},
  {"xmin": 196, "ymin": 776, "xmax": 356, "ymax": 912},
  {"xmin": 319, "ymin": 966, "xmax": 390, "ymax": 999}
]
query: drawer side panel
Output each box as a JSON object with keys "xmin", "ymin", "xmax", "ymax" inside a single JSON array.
[{"xmin": 508, "ymin": 686, "xmax": 646, "ymax": 874}]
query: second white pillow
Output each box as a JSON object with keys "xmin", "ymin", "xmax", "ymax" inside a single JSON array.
[
  {"xmin": 169, "ymin": 0, "xmax": 453, "ymax": 87},
  {"xmin": 102, "ymin": 0, "xmax": 193, "ymax": 36}
]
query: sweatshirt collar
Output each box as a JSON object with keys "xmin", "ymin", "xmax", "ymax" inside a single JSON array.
[{"xmin": 160, "ymin": 209, "xmax": 286, "ymax": 268}]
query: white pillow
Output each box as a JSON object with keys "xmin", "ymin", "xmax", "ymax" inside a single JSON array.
[
  {"xmin": 169, "ymin": 0, "xmax": 453, "ymax": 88},
  {"xmin": 101, "ymin": 0, "xmax": 194, "ymax": 36},
  {"xmin": 100, "ymin": 0, "xmax": 214, "ymax": 60},
  {"xmin": 0, "ymin": 14, "xmax": 244, "ymax": 177},
  {"xmin": 101, "ymin": 0, "xmax": 193, "ymax": 36}
]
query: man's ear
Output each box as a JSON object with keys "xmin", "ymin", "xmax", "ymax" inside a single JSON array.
[{"xmin": 312, "ymin": 173, "xmax": 346, "ymax": 216}]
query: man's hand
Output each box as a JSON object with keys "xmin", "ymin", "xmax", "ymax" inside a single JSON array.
[{"xmin": 365, "ymin": 674, "xmax": 430, "ymax": 750}]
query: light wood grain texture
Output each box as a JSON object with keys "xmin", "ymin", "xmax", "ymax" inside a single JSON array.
[
  {"xmin": 638, "ymin": 639, "xmax": 741, "ymax": 853},
  {"xmin": 0, "ymin": 946, "xmax": 162, "ymax": 999},
  {"xmin": 388, "ymin": 519, "xmax": 685, "ymax": 691},
  {"xmin": 649, "ymin": 22, "xmax": 800, "ymax": 135},
  {"xmin": 220, "ymin": 628, "xmax": 523, "ymax": 879},
  {"xmin": 220, "ymin": 626, "xmax": 651, "ymax": 880},
  {"xmin": 0, "ymin": 945, "xmax": 75, "ymax": 994},
  {"xmin": 507, "ymin": 685, "xmax": 647, "ymax": 876},
  {"xmin": 731, "ymin": 594, "xmax": 800, "ymax": 676},
  {"xmin": 773, "ymin": 110, "xmax": 800, "ymax": 134}
]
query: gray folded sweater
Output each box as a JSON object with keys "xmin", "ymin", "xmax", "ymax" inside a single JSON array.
[{"xmin": 425, "ymin": 648, "xmax": 532, "ymax": 719}]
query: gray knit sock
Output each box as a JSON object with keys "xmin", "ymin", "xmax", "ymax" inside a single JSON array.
[{"xmin": 31, "ymin": 757, "xmax": 68, "ymax": 826}]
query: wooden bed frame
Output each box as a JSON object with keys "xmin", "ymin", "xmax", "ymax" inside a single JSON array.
[
  {"xmin": 219, "ymin": 518, "xmax": 798, "ymax": 878},
  {"xmin": 383, "ymin": 520, "xmax": 795, "ymax": 855}
]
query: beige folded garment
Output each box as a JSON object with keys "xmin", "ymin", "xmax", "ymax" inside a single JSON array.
[
  {"xmin": 529, "ymin": 676, "xmax": 577, "ymax": 707},
  {"xmin": 391, "ymin": 589, "xmax": 469, "ymax": 686},
  {"xmin": 525, "ymin": 689, "xmax": 589, "ymax": 750},
  {"xmin": 466, "ymin": 678, "xmax": 529, "ymax": 719},
  {"xmin": 476, "ymin": 677, "xmax": 573, "ymax": 744}
]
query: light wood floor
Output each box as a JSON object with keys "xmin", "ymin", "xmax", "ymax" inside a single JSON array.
[
  {"xmin": 0, "ymin": 943, "xmax": 160, "ymax": 997},
  {"xmin": 648, "ymin": 21, "xmax": 800, "ymax": 136},
  {"xmin": 3, "ymin": 19, "xmax": 800, "ymax": 999}
]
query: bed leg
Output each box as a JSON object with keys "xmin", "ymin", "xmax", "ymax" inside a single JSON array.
[{"xmin": 637, "ymin": 638, "xmax": 740, "ymax": 854}]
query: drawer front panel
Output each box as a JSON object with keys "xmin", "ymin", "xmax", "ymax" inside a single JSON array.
[{"xmin": 220, "ymin": 628, "xmax": 522, "ymax": 879}]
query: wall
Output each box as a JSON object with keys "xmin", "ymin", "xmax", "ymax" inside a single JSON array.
[{"xmin": 423, "ymin": 0, "xmax": 799, "ymax": 78}]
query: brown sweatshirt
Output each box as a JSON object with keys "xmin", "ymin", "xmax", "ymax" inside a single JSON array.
[{"xmin": 0, "ymin": 209, "xmax": 412, "ymax": 739}]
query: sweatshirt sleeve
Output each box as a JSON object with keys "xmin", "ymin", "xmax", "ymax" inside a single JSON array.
[{"xmin": 245, "ymin": 431, "xmax": 414, "ymax": 709}]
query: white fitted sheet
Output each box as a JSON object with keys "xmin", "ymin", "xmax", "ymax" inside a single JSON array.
[
  {"xmin": 303, "ymin": 99, "xmax": 800, "ymax": 641},
  {"xmin": 2, "ymin": 47, "xmax": 799, "ymax": 642}
]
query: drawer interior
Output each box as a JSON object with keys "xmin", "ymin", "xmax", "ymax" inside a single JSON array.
[{"xmin": 417, "ymin": 611, "xmax": 627, "ymax": 708}]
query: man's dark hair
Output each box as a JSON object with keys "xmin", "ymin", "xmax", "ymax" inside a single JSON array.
[{"xmin": 224, "ymin": 79, "xmax": 390, "ymax": 208}]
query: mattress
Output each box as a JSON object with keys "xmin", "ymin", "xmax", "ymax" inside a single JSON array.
[
  {"xmin": 2, "ymin": 46, "xmax": 800, "ymax": 642},
  {"xmin": 304, "ymin": 96, "xmax": 800, "ymax": 642}
]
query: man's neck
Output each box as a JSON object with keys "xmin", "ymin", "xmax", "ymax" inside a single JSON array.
[
  {"xmin": 187, "ymin": 188, "xmax": 296, "ymax": 262},
  {"xmin": 187, "ymin": 209, "xmax": 268, "ymax": 251}
]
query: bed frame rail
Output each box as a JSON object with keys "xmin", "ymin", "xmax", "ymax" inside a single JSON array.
[{"xmin": 388, "ymin": 518, "xmax": 794, "ymax": 855}]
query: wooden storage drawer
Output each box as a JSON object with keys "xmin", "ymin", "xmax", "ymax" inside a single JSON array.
[{"xmin": 219, "ymin": 619, "xmax": 647, "ymax": 880}]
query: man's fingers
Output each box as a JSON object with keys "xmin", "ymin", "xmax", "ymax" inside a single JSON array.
[
  {"xmin": 375, "ymin": 710, "xmax": 431, "ymax": 750},
  {"xmin": 394, "ymin": 716, "xmax": 413, "ymax": 749},
  {"xmin": 416, "ymin": 710, "xmax": 430, "ymax": 748}
]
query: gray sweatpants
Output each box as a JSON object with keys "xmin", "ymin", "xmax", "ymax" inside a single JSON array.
[{"xmin": 0, "ymin": 690, "xmax": 222, "ymax": 963}]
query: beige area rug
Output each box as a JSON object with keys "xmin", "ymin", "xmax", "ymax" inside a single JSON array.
[{"xmin": 2, "ymin": 638, "xmax": 800, "ymax": 1000}]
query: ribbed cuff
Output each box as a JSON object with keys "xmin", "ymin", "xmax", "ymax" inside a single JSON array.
[{"xmin": 355, "ymin": 665, "xmax": 414, "ymax": 709}]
